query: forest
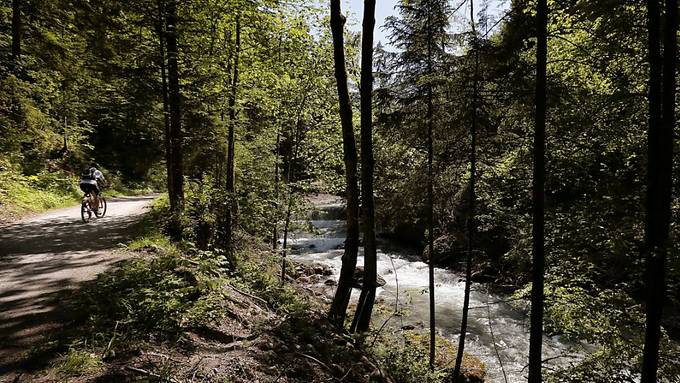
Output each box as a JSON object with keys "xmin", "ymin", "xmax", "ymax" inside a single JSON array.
[{"xmin": 0, "ymin": 0, "xmax": 679, "ymax": 382}]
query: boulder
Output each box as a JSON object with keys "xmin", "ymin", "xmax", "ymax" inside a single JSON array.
[{"xmin": 352, "ymin": 266, "xmax": 387, "ymax": 288}]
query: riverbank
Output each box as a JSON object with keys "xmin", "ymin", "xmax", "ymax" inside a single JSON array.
[{"xmin": 289, "ymin": 196, "xmax": 591, "ymax": 383}]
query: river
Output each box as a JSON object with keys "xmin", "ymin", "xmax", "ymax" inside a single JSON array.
[{"xmin": 287, "ymin": 200, "xmax": 583, "ymax": 383}]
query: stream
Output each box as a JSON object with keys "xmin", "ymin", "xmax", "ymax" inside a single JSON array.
[{"xmin": 287, "ymin": 200, "xmax": 584, "ymax": 383}]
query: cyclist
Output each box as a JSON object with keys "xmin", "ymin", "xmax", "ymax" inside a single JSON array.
[{"xmin": 79, "ymin": 162, "xmax": 107, "ymax": 213}]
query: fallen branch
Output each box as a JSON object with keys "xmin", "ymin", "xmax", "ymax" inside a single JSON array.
[
  {"xmin": 125, "ymin": 366, "xmax": 179, "ymax": 383},
  {"xmin": 485, "ymin": 284, "xmax": 509, "ymax": 383},
  {"xmin": 295, "ymin": 352, "xmax": 332, "ymax": 373},
  {"xmin": 338, "ymin": 366, "xmax": 354, "ymax": 382},
  {"xmin": 369, "ymin": 255, "xmax": 401, "ymax": 349},
  {"xmin": 229, "ymin": 284, "xmax": 270, "ymax": 310}
]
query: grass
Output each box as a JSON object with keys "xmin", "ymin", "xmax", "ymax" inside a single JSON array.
[
  {"xmin": 0, "ymin": 169, "xmax": 81, "ymax": 220},
  {"xmin": 52, "ymin": 349, "xmax": 104, "ymax": 377}
]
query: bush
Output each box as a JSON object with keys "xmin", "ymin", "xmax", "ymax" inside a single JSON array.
[
  {"xmin": 73, "ymin": 239, "xmax": 229, "ymax": 342},
  {"xmin": 371, "ymin": 330, "xmax": 486, "ymax": 383}
]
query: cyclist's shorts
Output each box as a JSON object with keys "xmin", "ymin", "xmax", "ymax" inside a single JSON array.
[{"xmin": 79, "ymin": 182, "xmax": 100, "ymax": 196}]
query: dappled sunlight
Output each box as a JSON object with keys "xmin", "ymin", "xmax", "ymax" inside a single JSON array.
[{"xmin": 0, "ymin": 196, "xmax": 155, "ymax": 373}]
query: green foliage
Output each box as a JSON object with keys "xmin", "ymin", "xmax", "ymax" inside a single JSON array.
[
  {"xmin": 0, "ymin": 164, "xmax": 81, "ymax": 219},
  {"xmin": 370, "ymin": 330, "xmax": 485, "ymax": 383},
  {"xmin": 233, "ymin": 249, "xmax": 310, "ymax": 314},
  {"xmin": 52, "ymin": 349, "xmax": 104, "ymax": 378},
  {"xmin": 74, "ymin": 241, "xmax": 229, "ymax": 341}
]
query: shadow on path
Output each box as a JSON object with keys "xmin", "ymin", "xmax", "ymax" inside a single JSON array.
[{"xmin": 0, "ymin": 195, "xmax": 156, "ymax": 375}]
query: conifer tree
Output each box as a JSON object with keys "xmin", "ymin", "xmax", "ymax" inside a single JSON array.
[
  {"xmin": 453, "ymin": 0, "xmax": 480, "ymax": 378},
  {"xmin": 383, "ymin": 0, "xmax": 451, "ymax": 366}
]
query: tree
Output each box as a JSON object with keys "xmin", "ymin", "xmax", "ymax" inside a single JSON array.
[
  {"xmin": 155, "ymin": 0, "xmax": 173, "ymax": 209},
  {"xmin": 641, "ymin": 0, "xmax": 677, "ymax": 380},
  {"xmin": 280, "ymin": 101, "xmax": 305, "ymax": 283},
  {"xmin": 166, "ymin": 0, "xmax": 185, "ymax": 241},
  {"xmin": 12, "ymin": 0, "xmax": 21, "ymax": 63},
  {"xmin": 379, "ymin": 0, "xmax": 451, "ymax": 362},
  {"xmin": 528, "ymin": 0, "xmax": 548, "ymax": 381},
  {"xmin": 225, "ymin": 15, "xmax": 241, "ymax": 255},
  {"xmin": 328, "ymin": 0, "xmax": 361, "ymax": 328},
  {"xmin": 453, "ymin": 0, "xmax": 480, "ymax": 378},
  {"xmin": 350, "ymin": 0, "xmax": 377, "ymax": 333},
  {"xmin": 425, "ymin": 0, "xmax": 436, "ymax": 369}
]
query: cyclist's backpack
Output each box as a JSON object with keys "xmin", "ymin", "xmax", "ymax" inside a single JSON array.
[{"xmin": 81, "ymin": 167, "xmax": 96, "ymax": 180}]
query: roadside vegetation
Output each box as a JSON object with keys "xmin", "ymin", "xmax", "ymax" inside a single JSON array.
[{"xmin": 0, "ymin": 158, "xmax": 158, "ymax": 222}]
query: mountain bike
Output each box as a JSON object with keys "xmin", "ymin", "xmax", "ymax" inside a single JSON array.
[{"xmin": 81, "ymin": 191, "xmax": 107, "ymax": 223}]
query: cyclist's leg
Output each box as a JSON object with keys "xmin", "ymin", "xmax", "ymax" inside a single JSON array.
[
  {"xmin": 79, "ymin": 182, "xmax": 89, "ymax": 195},
  {"xmin": 92, "ymin": 185, "xmax": 100, "ymax": 211}
]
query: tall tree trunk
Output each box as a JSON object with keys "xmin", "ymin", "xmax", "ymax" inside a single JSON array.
[
  {"xmin": 225, "ymin": 16, "xmax": 241, "ymax": 255},
  {"xmin": 453, "ymin": 2, "xmax": 479, "ymax": 378},
  {"xmin": 165, "ymin": 0, "xmax": 184, "ymax": 240},
  {"xmin": 350, "ymin": 0, "xmax": 377, "ymax": 334},
  {"xmin": 273, "ymin": 129, "xmax": 281, "ymax": 250},
  {"xmin": 12, "ymin": 0, "xmax": 21, "ymax": 63},
  {"xmin": 426, "ymin": 3, "xmax": 436, "ymax": 370},
  {"xmin": 528, "ymin": 0, "xmax": 547, "ymax": 381},
  {"xmin": 156, "ymin": 0, "xmax": 173, "ymax": 203},
  {"xmin": 641, "ymin": 0, "xmax": 676, "ymax": 380},
  {"xmin": 328, "ymin": 0, "xmax": 360, "ymax": 328},
  {"xmin": 273, "ymin": 36, "xmax": 283, "ymax": 251},
  {"xmin": 281, "ymin": 108, "xmax": 304, "ymax": 283}
]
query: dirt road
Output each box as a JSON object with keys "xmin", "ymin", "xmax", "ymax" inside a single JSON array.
[{"xmin": 0, "ymin": 195, "xmax": 156, "ymax": 374}]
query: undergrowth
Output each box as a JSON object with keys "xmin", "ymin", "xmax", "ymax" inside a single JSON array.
[
  {"xmin": 370, "ymin": 330, "xmax": 486, "ymax": 383},
  {"xmin": 54, "ymin": 194, "xmax": 309, "ymax": 375},
  {"xmin": 52, "ymin": 349, "xmax": 104, "ymax": 378},
  {"xmin": 0, "ymin": 168, "xmax": 81, "ymax": 220}
]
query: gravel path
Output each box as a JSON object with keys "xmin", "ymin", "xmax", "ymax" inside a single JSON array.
[{"xmin": 0, "ymin": 195, "xmax": 156, "ymax": 374}]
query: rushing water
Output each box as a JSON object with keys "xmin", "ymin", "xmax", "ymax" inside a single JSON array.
[{"xmin": 287, "ymin": 202, "xmax": 583, "ymax": 383}]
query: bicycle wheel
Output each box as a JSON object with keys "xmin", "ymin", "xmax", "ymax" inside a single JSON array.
[
  {"xmin": 81, "ymin": 200, "xmax": 91, "ymax": 223},
  {"xmin": 96, "ymin": 197, "xmax": 107, "ymax": 218}
]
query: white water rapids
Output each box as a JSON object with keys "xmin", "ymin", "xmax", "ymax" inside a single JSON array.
[{"xmin": 287, "ymin": 202, "xmax": 585, "ymax": 383}]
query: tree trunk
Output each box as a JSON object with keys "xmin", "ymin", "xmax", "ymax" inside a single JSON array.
[
  {"xmin": 528, "ymin": 0, "xmax": 547, "ymax": 382},
  {"xmin": 328, "ymin": 0, "xmax": 361, "ymax": 329},
  {"xmin": 12, "ymin": 0, "xmax": 21, "ymax": 62},
  {"xmin": 225, "ymin": 16, "xmax": 241, "ymax": 255},
  {"xmin": 350, "ymin": 0, "xmax": 377, "ymax": 334},
  {"xmin": 156, "ymin": 0, "xmax": 173, "ymax": 204},
  {"xmin": 641, "ymin": 0, "xmax": 676, "ymax": 380},
  {"xmin": 453, "ymin": 3, "xmax": 479, "ymax": 378},
  {"xmin": 281, "ymin": 110, "xmax": 304, "ymax": 284},
  {"xmin": 273, "ymin": 36, "xmax": 283, "ymax": 252},
  {"xmin": 165, "ymin": 0, "xmax": 184, "ymax": 240},
  {"xmin": 425, "ymin": 3, "xmax": 436, "ymax": 370},
  {"xmin": 273, "ymin": 129, "xmax": 281, "ymax": 250}
]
